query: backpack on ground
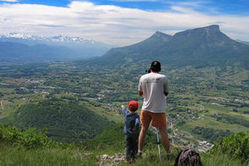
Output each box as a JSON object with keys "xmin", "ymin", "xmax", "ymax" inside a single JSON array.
[{"xmin": 174, "ymin": 148, "xmax": 202, "ymax": 166}]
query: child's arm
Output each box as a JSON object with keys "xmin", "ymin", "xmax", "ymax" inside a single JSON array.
[
  {"xmin": 121, "ymin": 105, "xmax": 128, "ymax": 117},
  {"xmin": 132, "ymin": 116, "xmax": 140, "ymax": 131},
  {"xmin": 135, "ymin": 117, "xmax": 140, "ymax": 128}
]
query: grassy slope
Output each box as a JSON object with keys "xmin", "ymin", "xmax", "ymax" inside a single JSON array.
[
  {"xmin": 82, "ymin": 123, "xmax": 247, "ymax": 166},
  {"xmin": 0, "ymin": 123, "xmax": 247, "ymax": 166},
  {"xmin": 0, "ymin": 143, "xmax": 97, "ymax": 166}
]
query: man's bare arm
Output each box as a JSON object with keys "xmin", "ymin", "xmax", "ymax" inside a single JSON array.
[{"xmin": 138, "ymin": 90, "xmax": 143, "ymax": 96}]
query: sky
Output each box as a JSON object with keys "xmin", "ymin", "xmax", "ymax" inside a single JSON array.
[{"xmin": 0, "ymin": 0, "xmax": 249, "ymax": 46}]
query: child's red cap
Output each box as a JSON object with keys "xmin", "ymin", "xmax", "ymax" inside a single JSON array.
[{"xmin": 128, "ymin": 100, "xmax": 138, "ymax": 110}]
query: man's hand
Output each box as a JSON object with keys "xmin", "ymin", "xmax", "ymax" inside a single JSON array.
[
  {"xmin": 138, "ymin": 90, "xmax": 143, "ymax": 96},
  {"xmin": 121, "ymin": 105, "xmax": 125, "ymax": 109}
]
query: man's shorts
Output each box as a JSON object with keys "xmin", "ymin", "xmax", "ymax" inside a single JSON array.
[{"xmin": 140, "ymin": 110, "xmax": 166, "ymax": 128}]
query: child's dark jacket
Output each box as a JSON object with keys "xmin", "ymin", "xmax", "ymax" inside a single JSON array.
[{"xmin": 122, "ymin": 107, "xmax": 140, "ymax": 136}]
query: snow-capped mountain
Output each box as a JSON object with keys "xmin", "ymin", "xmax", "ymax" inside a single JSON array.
[
  {"xmin": 50, "ymin": 35, "xmax": 95, "ymax": 44},
  {"xmin": 3, "ymin": 32, "xmax": 34, "ymax": 39},
  {"xmin": 0, "ymin": 33, "xmax": 114, "ymax": 64},
  {"xmin": 237, "ymin": 39, "xmax": 249, "ymax": 46},
  {"xmin": 0, "ymin": 33, "xmax": 101, "ymax": 45}
]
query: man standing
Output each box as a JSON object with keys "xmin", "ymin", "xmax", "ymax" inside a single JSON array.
[{"xmin": 138, "ymin": 61, "xmax": 170, "ymax": 156}]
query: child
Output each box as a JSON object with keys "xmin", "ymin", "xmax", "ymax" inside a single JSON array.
[{"xmin": 121, "ymin": 100, "xmax": 140, "ymax": 163}]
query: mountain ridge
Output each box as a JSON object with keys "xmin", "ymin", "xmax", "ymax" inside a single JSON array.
[
  {"xmin": 92, "ymin": 25, "xmax": 249, "ymax": 69},
  {"xmin": 0, "ymin": 33, "xmax": 113, "ymax": 64},
  {"xmin": 0, "ymin": 33, "xmax": 107, "ymax": 45}
]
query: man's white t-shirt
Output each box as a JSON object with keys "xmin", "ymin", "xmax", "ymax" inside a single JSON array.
[{"xmin": 138, "ymin": 72, "xmax": 168, "ymax": 113}]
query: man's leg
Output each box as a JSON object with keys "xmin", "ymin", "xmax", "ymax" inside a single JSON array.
[
  {"xmin": 158, "ymin": 127, "xmax": 170, "ymax": 154},
  {"xmin": 138, "ymin": 123, "xmax": 149, "ymax": 152},
  {"xmin": 152, "ymin": 113, "xmax": 170, "ymax": 154},
  {"xmin": 138, "ymin": 110, "xmax": 151, "ymax": 153}
]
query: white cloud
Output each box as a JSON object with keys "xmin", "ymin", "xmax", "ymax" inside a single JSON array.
[{"xmin": 0, "ymin": 1, "xmax": 249, "ymax": 45}]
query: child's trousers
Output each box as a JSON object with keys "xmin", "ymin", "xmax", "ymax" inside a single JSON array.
[{"xmin": 126, "ymin": 134, "xmax": 138, "ymax": 161}]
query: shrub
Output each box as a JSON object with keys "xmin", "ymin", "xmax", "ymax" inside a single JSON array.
[
  {"xmin": 0, "ymin": 124, "xmax": 55, "ymax": 149},
  {"xmin": 210, "ymin": 132, "xmax": 249, "ymax": 163}
]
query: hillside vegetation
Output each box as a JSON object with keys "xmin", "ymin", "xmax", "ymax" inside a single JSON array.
[
  {"xmin": 5, "ymin": 99, "xmax": 112, "ymax": 143},
  {"xmin": 0, "ymin": 123, "xmax": 248, "ymax": 166}
]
